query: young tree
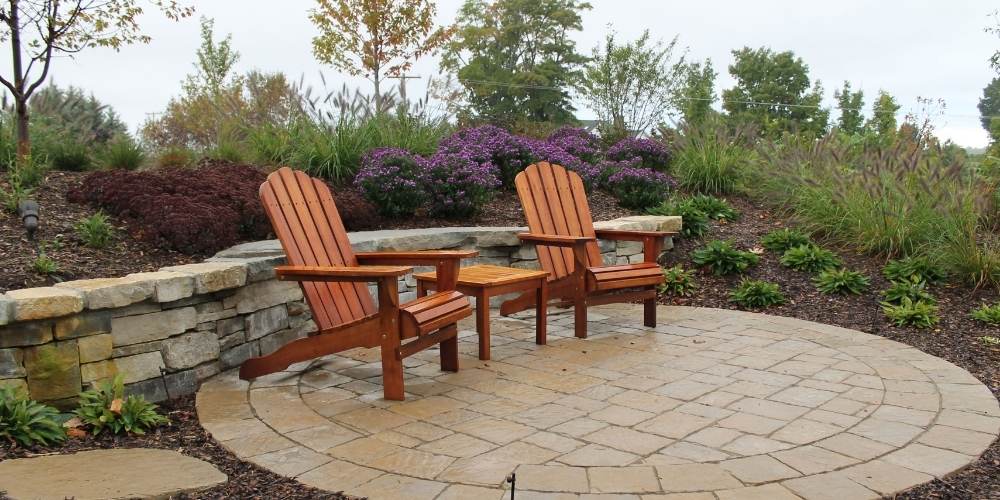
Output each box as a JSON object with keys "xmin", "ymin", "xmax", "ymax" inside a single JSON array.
[
  {"xmin": 987, "ymin": 10, "xmax": 1000, "ymax": 74},
  {"xmin": 441, "ymin": 0, "xmax": 591, "ymax": 125},
  {"xmin": 0, "ymin": 0, "xmax": 193, "ymax": 162},
  {"xmin": 310, "ymin": 0, "xmax": 453, "ymax": 114},
  {"xmin": 979, "ymin": 77, "xmax": 1000, "ymax": 138},
  {"xmin": 577, "ymin": 30, "xmax": 686, "ymax": 137},
  {"xmin": 866, "ymin": 90, "xmax": 900, "ymax": 139},
  {"xmin": 721, "ymin": 47, "xmax": 828, "ymax": 137},
  {"xmin": 677, "ymin": 59, "xmax": 717, "ymax": 126},
  {"xmin": 184, "ymin": 17, "xmax": 240, "ymax": 97},
  {"xmin": 834, "ymin": 81, "xmax": 864, "ymax": 135}
]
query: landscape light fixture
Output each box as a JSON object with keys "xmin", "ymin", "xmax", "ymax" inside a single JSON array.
[{"xmin": 18, "ymin": 199, "xmax": 39, "ymax": 241}]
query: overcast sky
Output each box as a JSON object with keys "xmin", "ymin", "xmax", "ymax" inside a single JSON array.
[{"xmin": 15, "ymin": 0, "xmax": 998, "ymax": 147}]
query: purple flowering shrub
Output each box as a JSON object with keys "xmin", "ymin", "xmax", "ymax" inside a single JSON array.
[
  {"xmin": 547, "ymin": 127, "xmax": 601, "ymax": 163},
  {"xmin": 421, "ymin": 153, "xmax": 501, "ymax": 218},
  {"xmin": 438, "ymin": 125, "xmax": 534, "ymax": 189},
  {"xmin": 606, "ymin": 137, "xmax": 672, "ymax": 172},
  {"xmin": 606, "ymin": 166, "xmax": 676, "ymax": 210},
  {"xmin": 595, "ymin": 158, "xmax": 641, "ymax": 189},
  {"xmin": 355, "ymin": 147, "xmax": 426, "ymax": 217}
]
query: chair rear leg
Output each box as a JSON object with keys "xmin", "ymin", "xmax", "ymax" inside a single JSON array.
[
  {"xmin": 380, "ymin": 333, "xmax": 405, "ymax": 401},
  {"xmin": 439, "ymin": 324, "xmax": 459, "ymax": 372},
  {"xmin": 574, "ymin": 298, "xmax": 588, "ymax": 338},
  {"xmin": 644, "ymin": 287, "xmax": 657, "ymax": 328}
]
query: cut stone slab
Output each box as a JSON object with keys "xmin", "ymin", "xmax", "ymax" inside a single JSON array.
[
  {"xmin": 7, "ymin": 287, "xmax": 83, "ymax": 321},
  {"xmin": 0, "ymin": 448, "xmax": 226, "ymax": 499},
  {"xmin": 126, "ymin": 271, "xmax": 196, "ymax": 303},
  {"xmin": 55, "ymin": 276, "xmax": 155, "ymax": 309},
  {"xmin": 161, "ymin": 262, "xmax": 247, "ymax": 294}
]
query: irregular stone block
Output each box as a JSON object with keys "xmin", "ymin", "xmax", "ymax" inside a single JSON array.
[
  {"xmin": 207, "ymin": 256, "xmax": 285, "ymax": 282},
  {"xmin": 194, "ymin": 301, "xmax": 237, "ymax": 323},
  {"xmin": 7, "ymin": 287, "xmax": 83, "ymax": 321},
  {"xmin": 193, "ymin": 361, "xmax": 221, "ymax": 381},
  {"xmin": 212, "ymin": 239, "xmax": 283, "ymax": 259},
  {"xmin": 111, "ymin": 340, "xmax": 163, "ymax": 359},
  {"xmin": 77, "ymin": 334, "xmax": 113, "ymax": 363},
  {"xmin": 54, "ymin": 310, "xmax": 111, "ymax": 339},
  {"xmin": 111, "ymin": 307, "xmax": 196, "ymax": 346},
  {"xmin": 162, "ymin": 331, "xmax": 220, "ymax": 370},
  {"xmin": 125, "ymin": 378, "xmax": 168, "ymax": 403},
  {"xmin": 286, "ymin": 301, "xmax": 308, "ymax": 317},
  {"xmin": 512, "ymin": 246, "xmax": 538, "ymax": 260},
  {"xmin": 220, "ymin": 342, "xmax": 258, "ymax": 369},
  {"xmin": 24, "ymin": 341, "xmax": 81, "ymax": 401},
  {"xmin": 616, "ymin": 241, "xmax": 643, "ymax": 257},
  {"xmin": 217, "ymin": 316, "xmax": 244, "ymax": 337},
  {"xmin": 0, "ymin": 294, "xmax": 13, "ymax": 326},
  {"xmin": 114, "ymin": 352, "xmax": 165, "ymax": 384},
  {"xmin": 126, "ymin": 271, "xmax": 195, "ymax": 303},
  {"xmin": 598, "ymin": 239, "xmax": 615, "ymax": 253},
  {"xmin": 110, "ymin": 302, "xmax": 161, "ymax": 318},
  {"xmin": 246, "ymin": 305, "xmax": 289, "ymax": 340},
  {"xmin": 511, "ymin": 260, "xmax": 542, "ymax": 271},
  {"xmin": 160, "ymin": 262, "xmax": 247, "ymax": 294},
  {"xmin": 219, "ymin": 331, "xmax": 246, "ymax": 351},
  {"xmin": 0, "ymin": 321, "xmax": 53, "ymax": 348},
  {"xmin": 226, "ymin": 280, "xmax": 303, "ymax": 315},
  {"xmin": 0, "ymin": 348, "xmax": 25, "ymax": 379},
  {"xmin": 0, "ymin": 378, "xmax": 27, "ymax": 392},
  {"xmin": 258, "ymin": 321, "xmax": 315, "ymax": 356},
  {"xmin": 55, "ymin": 277, "xmax": 155, "ymax": 309},
  {"xmin": 81, "ymin": 360, "xmax": 118, "ymax": 384},
  {"xmin": 165, "ymin": 369, "xmax": 199, "ymax": 398}
]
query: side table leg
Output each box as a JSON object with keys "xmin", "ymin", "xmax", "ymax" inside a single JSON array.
[
  {"xmin": 476, "ymin": 290, "xmax": 491, "ymax": 360},
  {"xmin": 536, "ymin": 280, "xmax": 547, "ymax": 345}
]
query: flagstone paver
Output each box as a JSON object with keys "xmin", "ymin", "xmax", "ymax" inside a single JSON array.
[{"xmin": 196, "ymin": 305, "xmax": 1000, "ymax": 499}]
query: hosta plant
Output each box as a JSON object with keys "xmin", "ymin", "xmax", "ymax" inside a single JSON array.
[
  {"xmin": 881, "ymin": 277, "xmax": 936, "ymax": 305},
  {"xmin": 691, "ymin": 240, "xmax": 759, "ymax": 275},
  {"xmin": 881, "ymin": 297, "xmax": 940, "ymax": 328},
  {"xmin": 780, "ymin": 244, "xmax": 841, "ymax": 273},
  {"xmin": 760, "ymin": 228, "xmax": 812, "ymax": 253},
  {"xmin": 813, "ymin": 268, "xmax": 871, "ymax": 295},
  {"xmin": 660, "ymin": 266, "xmax": 697, "ymax": 296},
  {"xmin": 687, "ymin": 194, "xmax": 739, "ymax": 221},
  {"xmin": 647, "ymin": 198, "xmax": 710, "ymax": 238},
  {"xmin": 730, "ymin": 279, "xmax": 786, "ymax": 308},
  {"xmin": 0, "ymin": 386, "xmax": 67, "ymax": 447},
  {"xmin": 971, "ymin": 303, "xmax": 1000, "ymax": 325},
  {"xmin": 75, "ymin": 375, "xmax": 168, "ymax": 436},
  {"xmin": 882, "ymin": 256, "xmax": 947, "ymax": 285}
]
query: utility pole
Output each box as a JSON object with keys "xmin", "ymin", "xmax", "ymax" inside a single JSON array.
[{"xmin": 387, "ymin": 73, "xmax": 421, "ymax": 105}]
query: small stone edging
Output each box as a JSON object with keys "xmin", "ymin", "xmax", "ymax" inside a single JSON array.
[{"xmin": 0, "ymin": 216, "xmax": 680, "ymax": 407}]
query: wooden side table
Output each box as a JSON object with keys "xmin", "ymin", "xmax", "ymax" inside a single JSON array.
[{"xmin": 414, "ymin": 264, "xmax": 549, "ymax": 361}]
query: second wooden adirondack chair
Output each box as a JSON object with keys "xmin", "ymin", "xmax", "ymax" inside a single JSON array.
[
  {"xmin": 501, "ymin": 162, "xmax": 676, "ymax": 338},
  {"xmin": 239, "ymin": 167, "xmax": 477, "ymax": 401}
]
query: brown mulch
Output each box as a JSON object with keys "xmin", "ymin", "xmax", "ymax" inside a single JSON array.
[
  {"xmin": 0, "ymin": 170, "xmax": 198, "ymax": 294},
  {"xmin": 0, "ymin": 395, "xmax": 349, "ymax": 500},
  {"xmin": 660, "ymin": 195, "xmax": 1000, "ymax": 500}
]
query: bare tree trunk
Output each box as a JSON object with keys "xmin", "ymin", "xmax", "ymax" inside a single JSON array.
[{"xmin": 9, "ymin": 0, "xmax": 30, "ymax": 164}]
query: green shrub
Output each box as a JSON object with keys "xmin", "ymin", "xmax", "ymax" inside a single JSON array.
[
  {"xmin": 32, "ymin": 252, "xmax": 58, "ymax": 275},
  {"xmin": 881, "ymin": 297, "xmax": 940, "ymax": 328},
  {"xmin": 100, "ymin": 136, "xmax": 146, "ymax": 170},
  {"xmin": 76, "ymin": 374, "xmax": 168, "ymax": 436},
  {"xmin": 46, "ymin": 140, "xmax": 92, "ymax": 171},
  {"xmin": 687, "ymin": 194, "xmax": 739, "ymax": 221},
  {"xmin": 730, "ymin": 278, "xmax": 785, "ymax": 308},
  {"xmin": 883, "ymin": 256, "xmax": 947, "ymax": 285},
  {"xmin": 691, "ymin": 240, "xmax": 760, "ymax": 275},
  {"xmin": 813, "ymin": 268, "xmax": 870, "ymax": 295},
  {"xmin": 881, "ymin": 277, "xmax": 936, "ymax": 305},
  {"xmin": 0, "ymin": 386, "xmax": 67, "ymax": 447},
  {"xmin": 660, "ymin": 266, "xmax": 697, "ymax": 296},
  {"xmin": 75, "ymin": 212, "xmax": 114, "ymax": 248},
  {"xmin": 155, "ymin": 147, "xmax": 196, "ymax": 169},
  {"xmin": 607, "ymin": 167, "xmax": 675, "ymax": 210},
  {"xmin": 1, "ymin": 162, "xmax": 36, "ymax": 213},
  {"xmin": 970, "ymin": 303, "xmax": 1000, "ymax": 325},
  {"xmin": 760, "ymin": 228, "xmax": 812, "ymax": 253},
  {"xmin": 780, "ymin": 244, "xmax": 841, "ymax": 273},
  {"xmin": 672, "ymin": 120, "xmax": 754, "ymax": 194},
  {"xmin": 648, "ymin": 198, "xmax": 711, "ymax": 238}
]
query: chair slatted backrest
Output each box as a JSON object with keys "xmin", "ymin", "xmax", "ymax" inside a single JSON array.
[
  {"xmin": 514, "ymin": 162, "xmax": 603, "ymax": 281},
  {"xmin": 260, "ymin": 167, "xmax": 376, "ymax": 331}
]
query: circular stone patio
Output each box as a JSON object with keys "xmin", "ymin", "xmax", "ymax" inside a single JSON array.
[{"xmin": 196, "ymin": 305, "xmax": 1000, "ymax": 500}]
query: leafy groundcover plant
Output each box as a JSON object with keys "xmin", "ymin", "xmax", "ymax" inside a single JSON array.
[
  {"xmin": 970, "ymin": 303, "xmax": 1000, "ymax": 325},
  {"xmin": 760, "ymin": 228, "xmax": 811, "ymax": 253},
  {"xmin": 76, "ymin": 375, "xmax": 168, "ymax": 436},
  {"xmin": 75, "ymin": 212, "xmax": 114, "ymax": 249},
  {"xmin": 780, "ymin": 244, "xmax": 841, "ymax": 273},
  {"xmin": 730, "ymin": 278, "xmax": 785, "ymax": 308},
  {"xmin": 648, "ymin": 198, "xmax": 710, "ymax": 238},
  {"xmin": 881, "ymin": 277, "xmax": 936, "ymax": 305},
  {"xmin": 0, "ymin": 386, "xmax": 67, "ymax": 446},
  {"xmin": 882, "ymin": 256, "xmax": 947, "ymax": 285},
  {"xmin": 881, "ymin": 297, "xmax": 940, "ymax": 328},
  {"xmin": 691, "ymin": 240, "xmax": 760, "ymax": 275},
  {"xmin": 686, "ymin": 194, "xmax": 739, "ymax": 221},
  {"xmin": 813, "ymin": 268, "xmax": 870, "ymax": 295},
  {"xmin": 660, "ymin": 266, "xmax": 697, "ymax": 296}
]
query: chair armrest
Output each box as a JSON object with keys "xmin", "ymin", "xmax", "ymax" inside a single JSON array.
[
  {"xmin": 594, "ymin": 229, "xmax": 677, "ymax": 242},
  {"xmin": 517, "ymin": 233, "xmax": 595, "ymax": 248},
  {"xmin": 276, "ymin": 265, "xmax": 412, "ymax": 283},
  {"xmin": 355, "ymin": 250, "xmax": 479, "ymax": 266}
]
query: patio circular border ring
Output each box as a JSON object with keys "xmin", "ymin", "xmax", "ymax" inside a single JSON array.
[{"xmin": 197, "ymin": 305, "xmax": 1000, "ymax": 499}]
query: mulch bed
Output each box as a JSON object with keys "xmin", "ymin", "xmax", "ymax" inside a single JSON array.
[
  {"xmin": 660, "ymin": 195, "xmax": 1000, "ymax": 500},
  {"xmin": 0, "ymin": 395, "xmax": 349, "ymax": 500}
]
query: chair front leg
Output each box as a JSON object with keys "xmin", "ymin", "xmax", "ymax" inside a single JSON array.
[
  {"xmin": 376, "ymin": 276, "xmax": 405, "ymax": 401},
  {"xmin": 571, "ymin": 243, "xmax": 589, "ymax": 339},
  {"xmin": 435, "ymin": 258, "xmax": 462, "ymax": 372},
  {"xmin": 643, "ymin": 236, "xmax": 665, "ymax": 328}
]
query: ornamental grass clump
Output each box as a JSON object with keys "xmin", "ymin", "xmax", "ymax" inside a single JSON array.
[
  {"xmin": 691, "ymin": 240, "xmax": 760, "ymax": 275},
  {"xmin": 354, "ymin": 147, "xmax": 426, "ymax": 217},
  {"xmin": 0, "ymin": 386, "xmax": 67, "ymax": 447},
  {"xmin": 606, "ymin": 137, "xmax": 671, "ymax": 171},
  {"xmin": 671, "ymin": 120, "xmax": 755, "ymax": 194},
  {"xmin": 606, "ymin": 166, "xmax": 675, "ymax": 210},
  {"xmin": 730, "ymin": 278, "xmax": 785, "ymax": 308},
  {"xmin": 421, "ymin": 153, "xmax": 500, "ymax": 218}
]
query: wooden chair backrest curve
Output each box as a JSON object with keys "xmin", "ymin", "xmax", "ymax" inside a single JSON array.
[
  {"xmin": 260, "ymin": 167, "xmax": 376, "ymax": 332},
  {"xmin": 514, "ymin": 162, "xmax": 603, "ymax": 281}
]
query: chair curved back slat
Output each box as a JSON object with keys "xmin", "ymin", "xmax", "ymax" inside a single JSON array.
[
  {"xmin": 514, "ymin": 162, "xmax": 603, "ymax": 280},
  {"xmin": 260, "ymin": 167, "xmax": 376, "ymax": 331}
]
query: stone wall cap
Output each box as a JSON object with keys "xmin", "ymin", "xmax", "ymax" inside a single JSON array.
[
  {"xmin": 54, "ymin": 276, "xmax": 156, "ymax": 310},
  {"xmin": 160, "ymin": 262, "xmax": 248, "ymax": 294},
  {"xmin": 594, "ymin": 215, "xmax": 682, "ymax": 233},
  {"xmin": 6, "ymin": 287, "xmax": 84, "ymax": 321},
  {"xmin": 0, "ymin": 294, "xmax": 12, "ymax": 326},
  {"xmin": 125, "ymin": 271, "xmax": 197, "ymax": 303}
]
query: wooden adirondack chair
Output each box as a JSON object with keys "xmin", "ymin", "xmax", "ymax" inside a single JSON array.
[
  {"xmin": 239, "ymin": 167, "xmax": 477, "ymax": 401},
  {"xmin": 500, "ymin": 162, "xmax": 676, "ymax": 338}
]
